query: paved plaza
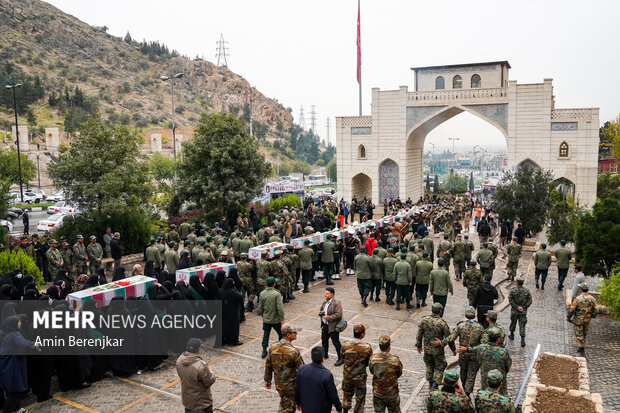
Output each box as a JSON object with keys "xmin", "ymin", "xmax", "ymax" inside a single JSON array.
[{"xmin": 24, "ymin": 231, "xmax": 620, "ymax": 413}]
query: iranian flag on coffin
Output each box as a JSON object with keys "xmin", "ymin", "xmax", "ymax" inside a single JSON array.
[
  {"xmin": 248, "ymin": 242, "xmax": 290, "ymax": 260},
  {"xmin": 328, "ymin": 230, "xmax": 346, "ymax": 241},
  {"xmin": 290, "ymin": 233, "xmax": 325, "ymax": 250},
  {"xmin": 67, "ymin": 275, "xmax": 155, "ymax": 308},
  {"xmin": 176, "ymin": 263, "xmax": 235, "ymax": 284}
]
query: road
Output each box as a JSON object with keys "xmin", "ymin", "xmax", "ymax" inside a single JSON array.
[{"xmin": 9, "ymin": 208, "xmax": 52, "ymax": 236}]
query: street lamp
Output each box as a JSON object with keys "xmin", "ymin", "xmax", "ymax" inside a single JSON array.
[
  {"xmin": 6, "ymin": 83, "xmax": 24, "ymax": 203},
  {"xmin": 160, "ymin": 72, "xmax": 183, "ymax": 170}
]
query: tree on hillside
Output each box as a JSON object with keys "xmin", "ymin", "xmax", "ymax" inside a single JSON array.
[
  {"xmin": 575, "ymin": 198, "xmax": 620, "ymax": 277},
  {"xmin": 492, "ymin": 166, "xmax": 554, "ymax": 235},
  {"xmin": 148, "ymin": 152, "xmax": 175, "ymax": 183},
  {"xmin": 0, "ymin": 64, "xmax": 45, "ymax": 115},
  {"xmin": 176, "ymin": 113, "xmax": 271, "ymax": 220},
  {"xmin": 0, "ymin": 148, "xmax": 36, "ymax": 185},
  {"xmin": 442, "ymin": 172, "xmax": 468, "ymax": 195},
  {"xmin": 48, "ymin": 117, "xmax": 153, "ymax": 215}
]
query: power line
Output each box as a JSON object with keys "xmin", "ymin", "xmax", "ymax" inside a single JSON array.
[
  {"xmin": 298, "ymin": 106, "xmax": 306, "ymax": 130},
  {"xmin": 215, "ymin": 33, "xmax": 229, "ymax": 67},
  {"xmin": 310, "ymin": 105, "xmax": 317, "ymax": 133}
]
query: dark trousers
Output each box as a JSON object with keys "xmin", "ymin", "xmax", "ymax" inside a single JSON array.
[
  {"xmin": 321, "ymin": 322, "xmax": 342, "ymax": 358},
  {"xmin": 477, "ymin": 306, "xmax": 493, "ymax": 328},
  {"xmin": 3, "ymin": 391, "xmax": 24, "ymax": 413},
  {"xmin": 357, "ymin": 278, "xmax": 372, "ymax": 298},
  {"xmin": 323, "ymin": 262, "xmax": 334, "ymax": 278},
  {"xmin": 385, "ymin": 280, "xmax": 396, "ymax": 300},
  {"xmin": 396, "ymin": 284, "xmax": 410, "ymax": 303},
  {"xmin": 333, "ymin": 253, "xmax": 340, "ymax": 273},
  {"xmin": 345, "ymin": 249, "xmax": 356, "ymax": 269},
  {"xmin": 185, "ymin": 407, "xmax": 213, "ymax": 413},
  {"xmin": 23, "ymin": 224, "xmax": 29, "ymax": 235},
  {"xmin": 535, "ymin": 268, "xmax": 548, "ymax": 285},
  {"xmin": 558, "ymin": 268, "xmax": 568, "ymax": 286},
  {"xmin": 371, "ymin": 279, "xmax": 382, "ymax": 297},
  {"xmin": 416, "ymin": 283, "xmax": 429, "ymax": 302},
  {"xmin": 432, "ymin": 294, "xmax": 447, "ymax": 317},
  {"xmin": 294, "ymin": 267, "xmax": 301, "ymax": 287},
  {"xmin": 301, "ymin": 269, "xmax": 312, "ymax": 287},
  {"xmin": 262, "ymin": 322, "xmax": 282, "ymax": 349}
]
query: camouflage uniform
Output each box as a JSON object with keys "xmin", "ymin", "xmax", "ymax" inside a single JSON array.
[
  {"xmin": 341, "ymin": 331, "xmax": 373, "ymax": 413},
  {"xmin": 87, "ymin": 241, "xmax": 104, "ymax": 274},
  {"xmin": 481, "ymin": 321, "xmax": 506, "ymax": 348},
  {"xmin": 450, "ymin": 240, "xmax": 467, "ymax": 280},
  {"xmin": 506, "ymin": 242, "xmax": 521, "ymax": 280},
  {"xmin": 60, "ymin": 244, "xmax": 74, "ymax": 276},
  {"xmin": 567, "ymin": 285, "xmax": 597, "ymax": 349},
  {"xmin": 264, "ymin": 337, "xmax": 304, "ymax": 413},
  {"xmin": 466, "ymin": 328, "xmax": 512, "ymax": 395},
  {"xmin": 237, "ymin": 256, "xmax": 257, "ymax": 306},
  {"xmin": 72, "ymin": 240, "xmax": 88, "ymax": 275},
  {"xmin": 272, "ymin": 254, "xmax": 290, "ymax": 298},
  {"xmin": 487, "ymin": 243, "xmax": 498, "ymax": 274},
  {"xmin": 462, "ymin": 266, "xmax": 484, "ymax": 307},
  {"xmin": 508, "ymin": 282, "xmax": 532, "ymax": 337},
  {"xmin": 474, "ymin": 369, "xmax": 515, "ymax": 412},
  {"xmin": 46, "ymin": 245, "xmax": 63, "ymax": 278},
  {"xmin": 443, "ymin": 307, "xmax": 483, "ymax": 394},
  {"xmin": 464, "ymin": 238, "xmax": 475, "ymax": 262},
  {"xmin": 426, "ymin": 370, "xmax": 474, "ymax": 413},
  {"xmin": 256, "ymin": 255, "xmax": 271, "ymax": 295},
  {"xmin": 416, "ymin": 307, "xmax": 455, "ymax": 386},
  {"xmin": 369, "ymin": 336, "xmax": 403, "ymax": 413},
  {"xmin": 436, "ymin": 239, "xmax": 452, "ymax": 272}
]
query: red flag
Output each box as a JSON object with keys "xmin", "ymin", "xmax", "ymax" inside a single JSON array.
[{"xmin": 356, "ymin": 0, "xmax": 361, "ymax": 84}]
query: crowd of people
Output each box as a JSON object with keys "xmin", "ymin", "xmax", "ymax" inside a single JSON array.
[{"xmin": 0, "ymin": 193, "xmax": 598, "ymax": 413}]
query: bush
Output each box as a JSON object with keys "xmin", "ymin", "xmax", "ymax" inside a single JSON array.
[
  {"xmin": 168, "ymin": 209, "xmax": 201, "ymax": 228},
  {"xmin": 54, "ymin": 208, "xmax": 152, "ymax": 255},
  {"xmin": 0, "ymin": 249, "xmax": 43, "ymax": 287},
  {"xmin": 600, "ymin": 265, "xmax": 620, "ymax": 323},
  {"xmin": 270, "ymin": 194, "xmax": 302, "ymax": 212}
]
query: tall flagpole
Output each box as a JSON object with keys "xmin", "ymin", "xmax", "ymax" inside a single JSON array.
[{"xmin": 357, "ymin": 0, "xmax": 362, "ymax": 116}]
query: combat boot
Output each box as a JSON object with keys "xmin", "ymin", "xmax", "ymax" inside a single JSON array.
[
  {"xmin": 406, "ymin": 301, "xmax": 414, "ymax": 309},
  {"xmin": 375, "ymin": 295, "xmax": 381, "ymax": 302},
  {"xmin": 261, "ymin": 348, "xmax": 268, "ymax": 359},
  {"xmin": 422, "ymin": 299, "xmax": 427, "ymax": 307},
  {"xmin": 577, "ymin": 347, "xmax": 585, "ymax": 355},
  {"xmin": 508, "ymin": 332, "xmax": 515, "ymax": 340},
  {"xmin": 288, "ymin": 291, "xmax": 296, "ymax": 300},
  {"xmin": 362, "ymin": 297, "xmax": 368, "ymax": 307},
  {"xmin": 396, "ymin": 301, "xmax": 401, "ymax": 311},
  {"xmin": 521, "ymin": 336, "xmax": 526, "ymax": 347},
  {"xmin": 416, "ymin": 297, "xmax": 421, "ymax": 308}
]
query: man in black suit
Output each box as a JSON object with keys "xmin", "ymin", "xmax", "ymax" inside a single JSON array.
[{"xmin": 295, "ymin": 346, "xmax": 342, "ymax": 413}]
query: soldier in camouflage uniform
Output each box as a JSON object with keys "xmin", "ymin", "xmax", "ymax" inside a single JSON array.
[
  {"xmin": 272, "ymin": 250, "xmax": 291, "ymax": 302},
  {"xmin": 237, "ymin": 253, "xmax": 257, "ymax": 311},
  {"xmin": 456, "ymin": 326, "xmax": 511, "ymax": 395},
  {"xmin": 567, "ymin": 282, "xmax": 597, "ymax": 355},
  {"xmin": 481, "ymin": 311, "xmax": 506, "ymax": 347},
  {"xmin": 264, "ymin": 324, "xmax": 304, "ymax": 413},
  {"xmin": 462, "ymin": 260, "xmax": 483, "ymax": 307},
  {"xmin": 474, "ymin": 369, "xmax": 515, "ymax": 413},
  {"xmin": 154, "ymin": 224, "xmax": 166, "ymax": 240},
  {"xmin": 60, "ymin": 242, "xmax": 74, "ymax": 276},
  {"xmin": 441, "ymin": 307, "xmax": 483, "ymax": 396},
  {"xmin": 72, "ymin": 235, "xmax": 88, "ymax": 276},
  {"xmin": 369, "ymin": 335, "xmax": 403, "ymax": 413},
  {"xmin": 45, "ymin": 239, "xmax": 63, "ymax": 280},
  {"xmin": 341, "ymin": 324, "xmax": 373, "ymax": 413},
  {"xmin": 256, "ymin": 250, "xmax": 272, "ymax": 296},
  {"xmin": 476, "ymin": 243, "xmax": 494, "ymax": 277},
  {"xmin": 426, "ymin": 369, "xmax": 474, "ymax": 413},
  {"xmin": 436, "ymin": 234, "xmax": 452, "ymax": 274},
  {"xmin": 19, "ymin": 236, "xmax": 35, "ymax": 261},
  {"xmin": 505, "ymin": 237, "xmax": 521, "ymax": 281},
  {"xmin": 281, "ymin": 250, "xmax": 295, "ymax": 301},
  {"xmin": 166, "ymin": 224, "xmax": 180, "ymax": 244},
  {"xmin": 508, "ymin": 276, "xmax": 532, "ymax": 347},
  {"xmin": 450, "ymin": 234, "xmax": 467, "ymax": 281},
  {"xmin": 416, "ymin": 303, "xmax": 455, "ymax": 390},
  {"xmin": 463, "ymin": 234, "xmax": 474, "ymax": 263},
  {"xmin": 487, "ymin": 242, "xmax": 499, "ymax": 275},
  {"xmin": 286, "ymin": 245, "xmax": 300, "ymax": 291},
  {"xmin": 87, "ymin": 235, "xmax": 104, "ymax": 275}
]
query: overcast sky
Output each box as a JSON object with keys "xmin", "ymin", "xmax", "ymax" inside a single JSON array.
[{"xmin": 47, "ymin": 0, "xmax": 619, "ymax": 151}]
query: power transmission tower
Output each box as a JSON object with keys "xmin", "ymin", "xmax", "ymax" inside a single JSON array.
[
  {"xmin": 298, "ymin": 106, "xmax": 306, "ymax": 130},
  {"xmin": 215, "ymin": 33, "xmax": 229, "ymax": 67},
  {"xmin": 325, "ymin": 117, "xmax": 330, "ymax": 145},
  {"xmin": 310, "ymin": 105, "xmax": 317, "ymax": 133}
]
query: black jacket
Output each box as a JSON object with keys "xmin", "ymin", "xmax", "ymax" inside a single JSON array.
[
  {"xmin": 473, "ymin": 282, "xmax": 498, "ymax": 308},
  {"xmin": 110, "ymin": 238, "xmax": 122, "ymax": 260},
  {"xmin": 295, "ymin": 362, "xmax": 342, "ymax": 413}
]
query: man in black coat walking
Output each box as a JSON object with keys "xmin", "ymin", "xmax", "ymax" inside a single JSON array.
[
  {"xmin": 22, "ymin": 210, "xmax": 29, "ymax": 235},
  {"xmin": 295, "ymin": 346, "xmax": 342, "ymax": 413},
  {"xmin": 473, "ymin": 273, "xmax": 498, "ymax": 328},
  {"xmin": 110, "ymin": 232, "xmax": 122, "ymax": 271}
]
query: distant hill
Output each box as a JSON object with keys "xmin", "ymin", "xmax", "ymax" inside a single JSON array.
[{"xmin": 0, "ymin": 0, "xmax": 294, "ymax": 140}]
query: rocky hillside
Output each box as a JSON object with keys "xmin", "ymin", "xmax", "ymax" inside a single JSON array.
[{"xmin": 0, "ymin": 0, "xmax": 294, "ymax": 135}]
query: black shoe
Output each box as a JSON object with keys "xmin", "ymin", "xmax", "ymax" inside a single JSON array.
[
  {"xmin": 294, "ymin": 286, "xmax": 301, "ymax": 291},
  {"xmin": 429, "ymin": 382, "xmax": 437, "ymax": 391},
  {"xmin": 422, "ymin": 300, "xmax": 427, "ymax": 307},
  {"xmin": 387, "ymin": 299, "xmax": 394, "ymax": 306},
  {"xmin": 326, "ymin": 281, "xmax": 334, "ymax": 285},
  {"xmin": 324, "ymin": 354, "xmax": 329, "ymax": 359},
  {"xmin": 232, "ymin": 341, "xmax": 243, "ymax": 346},
  {"xmin": 521, "ymin": 337, "xmax": 526, "ymax": 347},
  {"xmin": 536, "ymin": 283, "xmax": 540, "ymax": 289},
  {"xmin": 289, "ymin": 293, "xmax": 296, "ymax": 300},
  {"xmin": 541, "ymin": 284, "xmax": 545, "ymax": 290},
  {"xmin": 406, "ymin": 303, "xmax": 414, "ymax": 309},
  {"xmin": 334, "ymin": 358, "xmax": 344, "ymax": 367},
  {"xmin": 508, "ymin": 333, "xmax": 515, "ymax": 340},
  {"xmin": 396, "ymin": 302, "xmax": 401, "ymax": 310},
  {"xmin": 261, "ymin": 349, "xmax": 267, "ymax": 359},
  {"xmin": 362, "ymin": 297, "xmax": 368, "ymax": 307},
  {"xmin": 303, "ymin": 287, "xmax": 309, "ymax": 293},
  {"xmin": 375, "ymin": 296, "xmax": 381, "ymax": 302},
  {"xmin": 558, "ymin": 284, "xmax": 564, "ymax": 290},
  {"xmin": 577, "ymin": 347, "xmax": 585, "ymax": 355},
  {"xmin": 283, "ymin": 297, "xmax": 289, "ymax": 303}
]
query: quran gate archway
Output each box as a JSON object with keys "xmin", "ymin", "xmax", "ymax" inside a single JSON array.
[
  {"xmin": 351, "ymin": 173, "xmax": 372, "ymax": 200},
  {"xmin": 336, "ymin": 61, "xmax": 599, "ymax": 207}
]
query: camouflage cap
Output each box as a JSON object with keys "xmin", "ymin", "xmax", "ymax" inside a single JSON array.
[
  {"xmin": 443, "ymin": 369, "xmax": 459, "ymax": 383},
  {"xmin": 579, "ymin": 282, "xmax": 589, "ymax": 292},
  {"xmin": 515, "ymin": 276, "xmax": 524, "ymax": 284},
  {"xmin": 281, "ymin": 324, "xmax": 299, "ymax": 335},
  {"xmin": 378, "ymin": 335, "xmax": 391, "ymax": 346},
  {"xmin": 61, "ymin": 242, "xmax": 68, "ymax": 247},
  {"xmin": 49, "ymin": 239, "xmax": 58, "ymax": 244},
  {"xmin": 76, "ymin": 234, "xmax": 84, "ymax": 239},
  {"xmin": 90, "ymin": 235, "xmax": 97, "ymax": 240},
  {"xmin": 486, "ymin": 326, "xmax": 502, "ymax": 340},
  {"xmin": 465, "ymin": 306, "xmax": 476, "ymax": 319},
  {"xmin": 240, "ymin": 252, "xmax": 248, "ymax": 258},
  {"xmin": 353, "ymin": 323, "xmax": 368, "ymax": 334},
  {"xmin": 274, "ymin": 249, "xmax": 282, "ymax": 256},
  {"xmin": 487, "ymin": 369, "xmax": 503, "ymax": 385},
  {"xmin": 431, "ymin": 302, "xmax": 443, "ymax": 313},
  {"xmin": 485, "ymin": 310, "xmax": 498, "ymax": 321}
]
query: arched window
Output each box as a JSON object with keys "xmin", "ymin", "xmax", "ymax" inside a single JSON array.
[
  {"xmin": 559, "ymin": 141, "xmax": 569, "ymax": 157},
  {"xmin": 435, "ymin": 76, "xmax": 445, "ymax": 90},
  {"xmin": 471, "ymin": 74, "xmax": 481, "ymax": 88},
  {"xmin": 358, "ymin": 144, "xmax": 366, "ymax": 159},
  {"xmin": 453, "ymin": 75, "xmax": 462, "ymax": 89}
]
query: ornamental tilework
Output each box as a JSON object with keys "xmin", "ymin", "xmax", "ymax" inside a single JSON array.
[
  {"xmin": 379, "ymin": 159, "xmax": 399, "ymax": 201},
  {"xmin": 463, "ymin": 104, "xmax": 508, "ymax": 133},
  {"xmin": 406, "ymin": 106, "xmax": 446, "ymax": 131},
  {"xmin": 551, "ymin": 122, "xmax": 578, "ymax": 131}
]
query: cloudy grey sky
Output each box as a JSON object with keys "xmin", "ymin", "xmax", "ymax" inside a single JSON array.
[{"xmin": 47, "ymin": 0, "xmax": 619, "ymax": 151}]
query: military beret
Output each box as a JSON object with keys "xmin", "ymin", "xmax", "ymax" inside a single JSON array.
[
  {"xmin": 170, "ymin": 224, "xmax": 177, "ymax": 228},
  {"xmin": 378, "ymin": 335, "xmax": 391, "ymax": 346},
  {"xmin": 90, "ymin": 235, "xmax": 97, "ymax": 240},
  {"xmin": 513, "ymin": 237, "xmax": 518, "ymax": 241},
  {"xmin": 515, "ymin": 276, "xmax": 524, "ymax": 284},
  {"xmin": 465, "ymin": 307, "xmax": 476, "ymax": 319},
  {"xmin": 266, "ymin": 276, "xmax": 278, "ymax": 285},
  {"xmin": 464, "ymin": 234, "xmax": 469, "ymax": 238},
  {"xmin": 540, "ymin": 243, "xmax": 547, "ymax": 249},
  {"xmin": 159, "ymin": 224, "xmax": 164, "ymax": 228},
  {"xmin": 353, "ymin": 323, "xmax": 368, "ymax": 334},
  {"xmin": 468, "ymin": 260, "xmax": 477, "ymax": 266},
  {"xmin": 222, "ymin": 237, "xmax": 229, "ymax": 243},
  {"xmin": 240, "ymin": 252, "xmax": 248, "ymax": 258},
  {"xmin": 443, "ymin": 369, "xmax": 459, "ymax": 383},
  {"xmin": 401, "ymin": 253, "xmax": 407, "ymax": 260},
  {"xmin": 487, "ymin": 369, "xmax": 503, "ymax": 385},
  {"xmin": 156, "ymin": 236, "xmax": 162, "ymax": 241},
  {"xmin": 485, "ymin": 310, "xmax": 498, "ymax": 321},
  {"xmin": 206, "ymin": 236, "xmax": 213, "ymax": 241},
  {"xmin": 431, "ymin": 302, "xmax": 443, "ymax": 313},
  {"xmin": 304, "ymin": 239, "xmax": 311, "ymax": 245},
  {"xmin": 360, "ymin": 246, "xmax": 367, "ymax": 253},
  {"xmin": 560, "ymin": 240, "xmax": 566, "ymax": 245},
  {"xmin": 437, "ymin": 257, "xmax": 445, "ymax": 265},
  {"xmin": 424, "ymin": 230, "xmax": 429, "ymax": 234},
  {"xmin": 408, "ymin": 228, "xmax": 413, "ymax": 232},
  {"xmin": 198, "ymin": 240, "xmax": 206, "ymax": 246},
  {"xmin": 281, "ymin": 324, "xmax": 299, "ymax": 335},
  {"xmin": 168, "ymin": 241, "xmax": 176, "ymax": 248},
  {"xmin": 482, "ymin": 242, "xmax": 488, "ymax": 248},
  {"xmin": 579, "ymin": 282, "xmax": 589, "ymax": 292},
  {"xmin": 423, "ymin": 251, "xmax": 429, "ymax": 257},
  {"xmin": 186, "ymin": 241, "xmax": 193, "ymax": 245}
]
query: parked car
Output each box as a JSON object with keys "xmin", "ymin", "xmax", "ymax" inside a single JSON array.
[
  {"xmin": 37, "ymin": 213, "xmax": 75, "ymax": 233},
  {"xmin": 9, "ymin": 191, "xmax": 38, "ymax": 204},
  {"xmin": 47, "ymin": 201, "xmax": 79, "ymax": 215},
  {"xmin": 47, "ymin": 191, "xmax": 65, "ymax": 202},
  {"xmin": 0, "ymin": 219, "xmax": 12, "ymax": 233},
  {"xmin": 29, "ymin": 189, "xmax": 46, "ymax": 201},
  {"xmin": 4, "ymin": 207, "xmax": 23, "ymax": 222}
]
